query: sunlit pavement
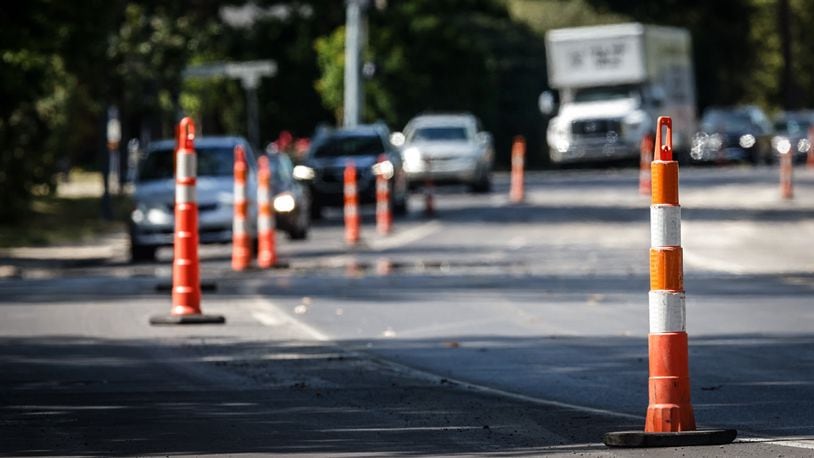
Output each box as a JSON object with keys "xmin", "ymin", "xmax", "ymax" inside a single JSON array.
[{"xmin": 1, "ymin": 166, "xmax": 813, "ymax": 456}]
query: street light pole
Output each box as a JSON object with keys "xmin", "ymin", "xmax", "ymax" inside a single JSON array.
[{"xmin": 344, "ymin": 0, "xmax": 368, "ymax": 128}]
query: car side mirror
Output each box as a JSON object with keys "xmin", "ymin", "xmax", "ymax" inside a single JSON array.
[
  {"xmin": 477, "ymin": 132, "xmax": 493, "ymax": 145},
  {"xmin": 539, "ymin": 90, "xmax": 557, "ymax": 115}
]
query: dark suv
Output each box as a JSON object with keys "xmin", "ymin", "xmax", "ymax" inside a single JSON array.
[{"xmin": 300, "ymin": 124, "xmax": 408, "ymax": 219}]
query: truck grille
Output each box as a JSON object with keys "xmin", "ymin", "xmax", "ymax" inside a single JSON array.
[{"xmin": 572, "ymin": 119, "xmax": 622, "ymax": 137}]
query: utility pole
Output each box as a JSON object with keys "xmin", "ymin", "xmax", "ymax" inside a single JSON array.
[{"xmin": 344, "ymin": 0, "xmax": 369, "ymax": 128}]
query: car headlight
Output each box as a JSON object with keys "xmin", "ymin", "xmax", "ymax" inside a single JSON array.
[
  {"xmin": 709, "ymin": 133, "xmax": 723, "ymax": 150},
  {"xmin": 131, "ymin": 208, "xmax": 145, "ymax": 223},
  {"xmin": 798, "ymin": 138, "xmax": 810, "ymax": 153},
  {"xmin": 371, "ymin": 160, "xmax": 394, "ymax": 179},
  {"xmin": 146, "ymin": 206, "xmax": 172, "ymax": 224},
  {"xmin": 775, "ymin": 137, "xmax": 791, "ymax": 155},
  {"xmin": 403, "ymin": 147, "xmax": 421, "ymax": 165},
  {"xmin": 292, "ymin": 165, "xmax": 315, "ymax": 181},
  {"xmin": 273, "ymin": 193, "xmax": 296, "ymax": 213},
  {"xmin": 739, "ymin": 134, "xmax": 756, "ymax": 149}
]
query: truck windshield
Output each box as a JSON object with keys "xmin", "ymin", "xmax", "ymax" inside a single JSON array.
[
  {"xmin": 573, "ymin": 85, "xmax": 639, "ymax": 103},
  {"xmin": 408, "ymin": 126, "xmax": 469, "ymax": 142},
  {"xmin": 138, "ymin": 146, "xmax": 237, "ymax": 182}
]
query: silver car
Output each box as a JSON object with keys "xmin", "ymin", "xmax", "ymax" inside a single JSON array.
[
  {"xmin": 129, "ymin": 136, "xmax": 259, "ymax": 261},
  {"xmin": 398, "ymin": 113, "xmax": 494, "ymax": 192}
]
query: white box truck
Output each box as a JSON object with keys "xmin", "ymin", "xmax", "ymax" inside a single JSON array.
[{"xmin": 542, "ymin": 23, "xmax": 696, "ymax": 164}]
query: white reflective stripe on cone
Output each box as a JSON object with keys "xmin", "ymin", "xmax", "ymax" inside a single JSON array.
[
  {"xmin": 257, "ymin": 188, "xmax": 270, "ymax": 204},
  {"xmin": 234, "ymin": 183, "xmax": 247, "ymax": 202},
  {"xmin": 344, "ymin": 184, "xmax": 357, "ymax": 196},
  {"xmin": 650, "ymin": 205, "xmax": 681, "ymax": 247},
  {"xmin": 648, "ymin": 290, "xmax": 686, "ymax": 333},
  {"xmin": 377, "ymin": 201, "xmax": 389, "ymax": 213},
  {"xmin": 233, "ymin": 217, "xmax": 248, "ymax": 235},
  {"xmin": 176, "ymin": 184, "xmax": 196, "ymax": 204},
  {"xmin": 258, "ymin": 216, "xmax": 273, "ymax": 233},
  {"xmin": 345, "ymin": 205, "xmax": 358, "ymax": 217},
  {"xmin": 176, "ymin": 152, "xmax": 197, "ymax": 179}
]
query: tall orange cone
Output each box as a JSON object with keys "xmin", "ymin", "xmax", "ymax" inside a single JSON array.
[
  {"xmin": 604, "ymin": 117, "xmax": 734, "ymax": 448},
  {"xmin": 151, "ymin": 117, "xmax": 224, "ymax": 325},
  {"xmin": 257, "ymin": 155, "xmax": 277, "ymax": 268},
  {"xmin": 780, "ymin": 142, "xmax": 794, "ymax": 200},
  {"xmin": 807, "ymin": 126, "xmax": 814, "ymax": 169},
  {"xmin": 510, "ymin": 136, "xmax": 525, "ymax": 203},
  {"xmin": 375, "ymin": 154, "xmax": 393, "ymax": 236},
  {"xmin": 639, "ymin": 133, "xmax": 654, "ymax": 196},
  {"xmin": 344, "ymin": 161, "xmax": 360, "ymax": 245},
  {"xmin": 232, "ymin": 145, "xmax": 252, "ymax": 270}
]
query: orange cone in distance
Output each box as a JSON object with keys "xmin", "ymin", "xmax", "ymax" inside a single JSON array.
[
  {"xmin": 232, "ymin": 144, "xmax": 252, "ymax": 271},
  {"xmin": 344, "ymin": 161, "xmax": 360, "ymax": 245},
  {"xmin": 510, "ymin": 136, "xmax": 525, "ymax": 203},
  {"xmin": 257, "ymin": 155, "xmax": 277, "ymax": 268},
  {"xmin": 639, "ymin": 133, "xmax": 654, "ymax": 196},
  {"xmin": 375, "ymin": 154, "xmax": 393, "ymax": 236}
]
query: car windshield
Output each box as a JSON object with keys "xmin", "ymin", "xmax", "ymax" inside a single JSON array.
[
  {"xmin": 313, "ymin": 134, "xmax": 384, "ymax": 158},
  {"xmin": 573, "ymin": 85, "xmax": 639, "ymax": 103},
  {"xmin": 408, "ymin": 126, "xmax": 469, "ymax": 142},
  {"xmin": 775, "ymin": 118, "xmax": 811, "ymax": 135},
  {"xmin": 701, "ymin": 111, "xmax": 756, "ymax": 133},
  {"xmin": 138, "ymin": 146, "xmax": 238, "ymax": 182}
]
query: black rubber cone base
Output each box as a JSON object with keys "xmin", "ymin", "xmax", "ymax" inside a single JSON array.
[
  {"xmin": 604, "ymin": 429, "xmax": 737, "ymax": 448},
  {"xmin": 155, "ymin": 282, "xmax": 217, "ymax": 293},
  {"xmin": 149, "ymin": 313, "xmax": 225, "ymax": 325}
]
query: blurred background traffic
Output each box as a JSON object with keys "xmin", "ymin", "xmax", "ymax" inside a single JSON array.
[{"xmin": 2, "ymin": 0, "xmax": 814, "ymax": 250}]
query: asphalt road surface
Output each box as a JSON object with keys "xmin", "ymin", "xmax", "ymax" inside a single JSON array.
[{"xmin": 1, "ymin": 166, "xmax": 813, "ymax": 457}]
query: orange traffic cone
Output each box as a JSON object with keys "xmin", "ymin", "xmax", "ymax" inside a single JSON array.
[
  {"xmin": 807, "ymin": 126, "xmax": 814, "ymax": 169},
  {"xmin": 344, "ymin": 161, "xmax": 360, "ymax": 245},
  {"xmin": 375, "ymin": 154, "xmax": 393, "ymax": 236},
  {"xmin": 639, "ymin": 133, "xmax": 654, "ymax": 196},
  {"xmin": 780, "ymin": 146, "xmax": 794, "ymax": 200},
  {"xmin": 510, "ymin": 136, "xmax": 525, "ymax": 203},
  {"xmin": 150, "ymin": 117, "xmax": 224, "ymax": 325},
  {"xmin": 257, "ymin": 155, "xmax": 277, "ymax": 268},
  {"xmin": 604, "ymin": 117, "xmax": 734, "ymax": 447},
  {"xmin": 232, "ymin": 145, "xmax": 252, "ymax": 270}
]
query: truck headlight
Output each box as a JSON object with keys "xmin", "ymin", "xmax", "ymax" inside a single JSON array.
[{"xmin": 273, "ymin": 193, "xmax": 296, "ymax": 213}]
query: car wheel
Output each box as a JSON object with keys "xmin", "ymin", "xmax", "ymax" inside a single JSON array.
[
  {"xmin": 130, "ymin": 243, "xmax": 157, "ymax": 263},
  {"xmin": 469, "ymin": 168, "xmax": 492, "ymax": 193},
  {"xmin": 288, "ymin": 209, "xmax": 310, "ymax": 240},
  {"xmin": 393, "ymin": 196, "xmax": 408, "ymax": 216}
]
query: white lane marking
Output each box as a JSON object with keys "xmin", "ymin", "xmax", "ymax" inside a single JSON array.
[
  {"xmin": 249, "ymin": 300, "xmax": 329, "ymax": 341},
  {"xmin": 507, "ymin": 235, "xmax": 527, "ymax": 250},
  {"xmin": 250, "ymin": 311, "xmax": 284, "ymax": 326},
  {"xmin": 737, "ymin": 436, "xmax": 814, "ymax": 451},
  {"xmin": 368, "ymin": 220, "xmax": 441, "ymax": 251}
]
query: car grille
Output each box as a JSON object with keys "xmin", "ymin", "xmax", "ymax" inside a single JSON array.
[{"xmin": 572, "ymin": 119, "xmax": 622, "ymax": 137}]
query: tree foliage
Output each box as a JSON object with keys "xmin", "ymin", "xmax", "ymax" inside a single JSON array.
[{"xmin": 3, "ymin": 0, "xmax": 813, "ymax": 222}]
